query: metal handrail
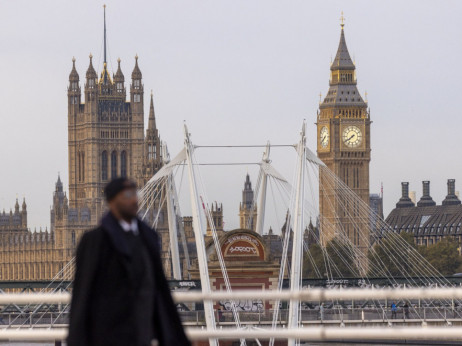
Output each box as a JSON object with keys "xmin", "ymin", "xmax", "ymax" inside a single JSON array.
[
  {"xmin": 0, "ymin": 288, "xmax": 462, "ymax": 341},
  {"xmin": 3, "ymin": 287, "xmax": 462, "ymax": 305}
]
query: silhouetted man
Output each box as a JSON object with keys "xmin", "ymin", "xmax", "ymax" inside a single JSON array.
[{"xmin": 68, "ymin": 177, "xmax": 190, "ymax": 346}]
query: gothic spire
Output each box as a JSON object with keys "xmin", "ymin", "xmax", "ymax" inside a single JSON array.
[
  {"xmin": 69, "ymin": 57, "xmax": 79, "ymax": 81},
  {"xmin": 114, "ymin": 58, "xmax": 124, "ymax": 81},
  {"xmin": 148, "ymin": 91, "xmax": 157, "ymax": 130},
  {"xmin": 331, "ymin": 15, "xmax": 355, "ymax": 71},
  {"xmin": 14, "ymin": 198, "xmax": 19, "ymax": 213},
  {"xmin": 132, "ymin": 54, "xmax": 142, "ymax": 79},
  {"xmin": 86, "ymin": 53, "xmax": 97, "ymax": 79},
  {"xmin": 320, "ymin": 15, "xmax": 366, "ymax": 108},
  {"xmin": 103, "ymin": 4, "xmax": 107, "ymax": 65}
]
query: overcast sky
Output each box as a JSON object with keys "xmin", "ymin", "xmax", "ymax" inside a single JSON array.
[{"xmin": 1, "ymin": 0, "xmax": 462, "ymax": 231}]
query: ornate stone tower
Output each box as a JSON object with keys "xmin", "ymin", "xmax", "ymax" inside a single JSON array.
[
  {"xmin": 317, "ymin": 18, "xmax": 371, "ymax": 253},
  {"xmin": 66, "ymin": 6, "xmax": 146, "ymax": 241},
  {"xmin": 141, "ymin": 92, "xmax": 163, "ymax": 185},
  {"xmin": 239, "ymin": 174, "xmax": 257, "ymax": 232}
]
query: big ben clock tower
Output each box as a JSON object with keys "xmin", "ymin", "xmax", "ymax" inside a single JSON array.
[{"xmin": 317, "ymin": 17, "xmax": 371, "ymax": 255}]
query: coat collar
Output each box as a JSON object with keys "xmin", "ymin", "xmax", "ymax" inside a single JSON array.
[
  {"xmin": 101, "ymin": 212, "xmax": 158, "ymax": 258},
  {"xmin": 101, "ymin": 212, "xmax": 131, "ymax": 257}
]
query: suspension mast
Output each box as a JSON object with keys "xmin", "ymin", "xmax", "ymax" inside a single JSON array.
[
  {"xmin": 163, "ymin": 144, "xmax": 182, "ymax": 280},
  {"xmin": 255, "ymin": 142, "xmax": 270, "ymax": 235},
  {"xmin": 288, "ymin": 122, "xmax": 307, "ymax": 346},
  {"xmin": 183, "ymin": 124, "xmax": 218, "ymax": 346}
]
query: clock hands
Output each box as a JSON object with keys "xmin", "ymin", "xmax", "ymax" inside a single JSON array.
[{"xmin": 346, "ymin": 134, "xmax": 355, "ymax": 142}]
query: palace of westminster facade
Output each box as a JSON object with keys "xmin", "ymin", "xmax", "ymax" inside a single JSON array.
[{"xmin": 5, "ymin": 17, "xmax": 436, "ymax": 282}]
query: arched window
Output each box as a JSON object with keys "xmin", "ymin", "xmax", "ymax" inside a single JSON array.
[
  {"xmin": 121, "ymin": 151, "xmax": 127, "ymax": 177},
  {"xmin": 101, "ymin": 151, "xmax": 108, "ymax": 181},
  {"xmin": 111, "ymin": 151, "xmax": 117, "ymax": 178},
  {"xmin": 71, "ymin": 231, "xmax": 76, "ymax": 247},
  {"xmin": 78, "ymin": 152, "xmax": 81, "ymax": 182},
  {"xmin": 82, "ymin": 152, "xmax": 85, "ymax": 182}
]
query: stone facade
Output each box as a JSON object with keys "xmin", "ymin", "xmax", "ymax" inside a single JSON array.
[
  {"xmin": 0, "ymin": 198, "xmax": 62, "ymax": 281},
  {"xmin": 0, "ymin": 44, "xmax": 167, "ymax": 280}
]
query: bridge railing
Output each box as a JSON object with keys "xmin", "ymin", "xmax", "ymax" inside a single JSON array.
[{"xmin": 1, "ymin": 287, "xmax": 462, "ymax": 341}]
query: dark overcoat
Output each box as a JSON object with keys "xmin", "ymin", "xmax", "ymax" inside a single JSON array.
[{"xmin": 67, "ymin": 212, "xmax": 191, "ymax": 346}]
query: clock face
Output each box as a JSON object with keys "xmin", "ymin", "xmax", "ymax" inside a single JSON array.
[
  {"xmin": 320, "ymin": 126, "xmax": 329, "ymax": 148},
  {"xmin": 342, "ymin": 126, "xmax": 362, "ymax": 148}
]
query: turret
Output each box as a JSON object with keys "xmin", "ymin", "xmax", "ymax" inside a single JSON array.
[
  {"xmin": 130, "ymin": 55, "xmax": 144, "ymax": 112},
  {"xmin": 68, "ymin": 57, "xmax": 81, "ymax": 109},
  {"xmin": 85, "ymin": 54, "xmax": 98, "ymax": 107},
  {"xmin": 148, "ymin": 91, "xmax": 157, "ymax": 132},
  {"xmin": 242, "ymin": 174, "xmax": 254, "ymax": 210},
  {"xmin": 14, "ymin": 199, "xmax": 19, "ymax": 214},
  {"xmin": 146, "ymin": 91, "xmax": 160, "ymax": 163},
  {"xmin": 114, "ymin": 58, "xmax": 125, "ymax": 96},
  {"xmin": 21, "ymin": 198, "xmax": 27, "ymax": 228}
]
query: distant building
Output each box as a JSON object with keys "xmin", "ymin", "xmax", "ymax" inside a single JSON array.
[
  {"xmin": 384, "ymin": 179, "xmax": 462, "ymax": 247},
  {"xmin": 0, "ymin": 198, "xmax": 27, "ymax": 232},
  {"xmin": 239, "ymin": 174, "xmax": 257, "ymax": 232},
  {"xmin": 369, "ymin": 193, "xmax": 384, "ymax": 236}
]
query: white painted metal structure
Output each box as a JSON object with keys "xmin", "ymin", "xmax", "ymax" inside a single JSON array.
[
  {"xmin": 255, "ymin": 142, "xmax": 270, "ymax": 235},
  {"xmin": 183, "ymin": 124, "xmax": 218, "ymax": 346},
  {"xmin": 5, "ymin": 288, "xmax": 462, "ymax": 342},
  {"xmin": 7, "ymin": 286, "xmax": 462, "ymax": 307},
  {"xmin": 287, "ymin": 122, "xmax": 307, "ymax": 346},
  {"xmin": 163, "ymin": 144, "xmax": 182, "ymax": 280},
  {"xmin": 5, "ymin": 326, "xmax": 462, "ymax": 343}
]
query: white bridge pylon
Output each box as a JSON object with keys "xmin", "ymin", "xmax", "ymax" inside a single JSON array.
[{"xmin": 138, "ymin": 121, "xmax": 322, "ymax": 346}]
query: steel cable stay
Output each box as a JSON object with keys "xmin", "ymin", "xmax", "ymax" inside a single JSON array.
[
  {"xmin": 12, "ymin": 122, "xmax": 462, "ymax": 345},
  {"xmin": 316, "ymin": 164, "xmax": 462, "ymax": 321}
]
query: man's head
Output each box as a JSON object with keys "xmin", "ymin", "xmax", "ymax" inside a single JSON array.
[{"xmin": 104, "ymin": 178, "xmax": 138, "ymax": 221}]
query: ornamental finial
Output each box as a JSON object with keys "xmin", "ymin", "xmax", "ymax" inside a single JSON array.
[{"xmin": 340, "ymin": 11, "xmax": 345, "ymax": 29}]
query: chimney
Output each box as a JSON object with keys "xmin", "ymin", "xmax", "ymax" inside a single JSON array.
[
  {"xmin": 396, "ymin": 182, "xmax": 415, "ymax": 208},
  {"xmin": 442, "ymin": 179, "xmax": 461, "ymax": 206},
  {"xmin": 417, "ymin": 181, "xmax": 436, "ymax": 207}
]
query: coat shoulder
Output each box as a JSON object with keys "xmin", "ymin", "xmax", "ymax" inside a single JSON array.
[{"xmin": 76, "ymin": 227, "xmax": 105, "ymax": 254}]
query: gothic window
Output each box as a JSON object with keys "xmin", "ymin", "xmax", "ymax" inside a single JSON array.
[
  {"xmin": 71, "ymin": 231, "xmax": 76, "ymax": 247},
  {"xmin": 153, "ymin": 145, "xmax": 157, "ymax": 159},
  {"xmin": 134, "ymin": 79, "xmax": 140, "ymax": 89},
  {"xmin": 78, "ymin": 152, "xmax": 81, "ymax": 182},
  {"xmin": 121, "ymin": 151, "xmax": 127, "ymax": 177},
  {"xmin": 111, "ymin": 151, "xmax": 117, "ymax": 178},
  {"xmin": 102, "ymin": 151, "xmax": 108, "ymax": 181},
  {"xmin": 82, "ymin": 152, "xmax": 85, "ymax": 181},
  {"xmin": 89, "ymin": 79, "xmax": 95, "ymax": 88},
  {"xmin": 117, "ymin": 82, "xmax": 123, "ymax": 92},
  {"xmin": 134, "ymin": 94, "xmax": 141, "ymax": 103}
]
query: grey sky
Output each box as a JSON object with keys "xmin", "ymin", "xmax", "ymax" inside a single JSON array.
[{"xmin": 1, "ymin": 0, "xmax": 461, "ymax": 231}]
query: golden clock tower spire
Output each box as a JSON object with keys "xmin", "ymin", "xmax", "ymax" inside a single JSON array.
[{"xmin": 317, "ymin": 17, "xmax": 371, "ymax": 257}]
